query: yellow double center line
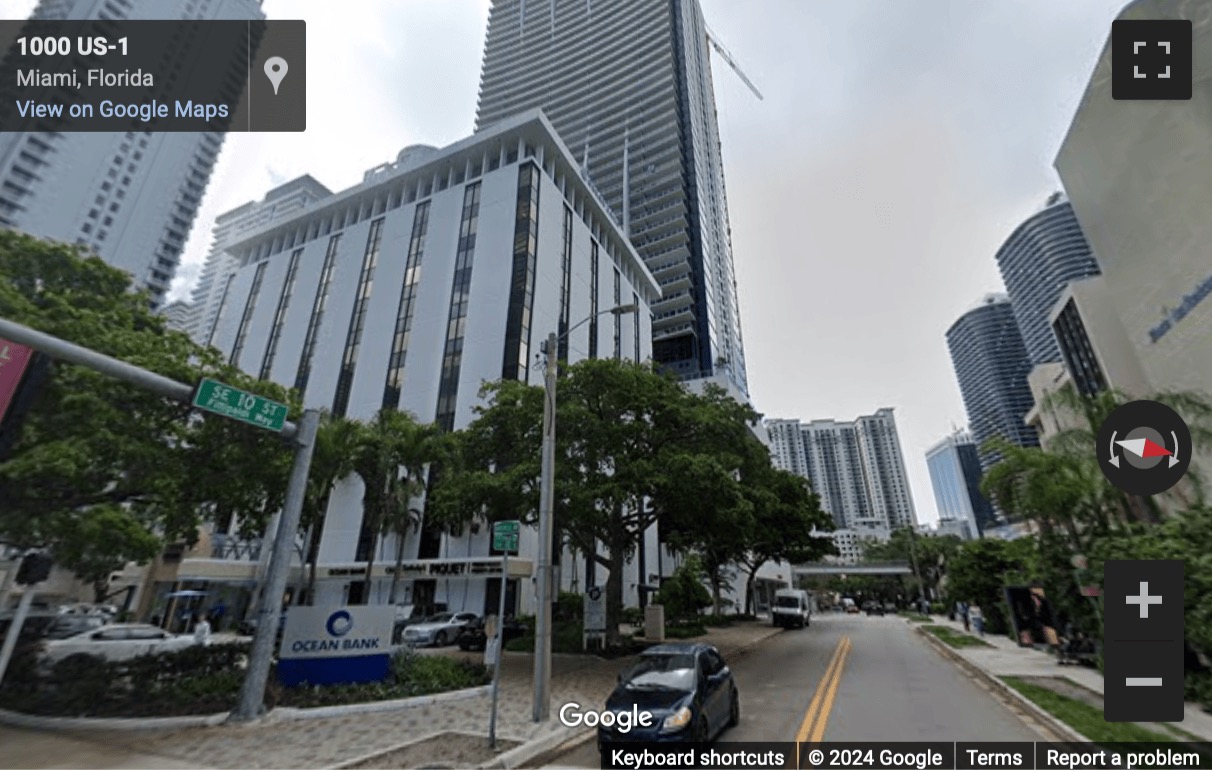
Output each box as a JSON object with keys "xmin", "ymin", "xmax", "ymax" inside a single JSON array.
[{"xmin": 795, "ymin": 635, "xmax": 852, "ymax": 748}]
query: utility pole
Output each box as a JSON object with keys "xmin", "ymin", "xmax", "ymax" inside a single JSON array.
[
  {"xmin": 230, "ymin": 408, "xmax": 320, "ymax": 722},
  {"xmin": 533, "ymin": 331, "xmax": 557, "ymax": 723}
]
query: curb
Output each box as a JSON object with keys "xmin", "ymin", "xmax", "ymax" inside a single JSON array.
[
  {"xmin": 914, "ymin": 624, "xmax": 1087, "ymax": 743},
  {"xmin": 482, "ymin": 625, "xmax": 786, "ymax": 769},
  {"xmin": 0, "ymin": 685, "xmax": 491, "ymax": 733}
]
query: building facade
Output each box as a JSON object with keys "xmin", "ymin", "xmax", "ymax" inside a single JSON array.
[
  {"xmin": 0, "ymin": 0, "xmax": 264, "ymax": 308},
  {"xmin": 475, "ymin": 0, "xmax": 749, "ymax": 394},
  {"xmin": 185, "ymin": 175, "xmax": 334, "ymax": 344},
  {"xmin": 767, "ymin": 409, "xmax": 918, "ymax": 562},
  {"xmin": 178, "ymin": 111, "xmax": 660, "ymax": 618},
  {"xmin": 924, "ymin": 429, "xmax": 996, "ymax": 539},
  {"xmin": 945, "ymin": 294, "xmax": 1039, "ymax": 470},
  {"xmin": 994, "ymin": 193, "xmax": 1100, "ymax": 367}
]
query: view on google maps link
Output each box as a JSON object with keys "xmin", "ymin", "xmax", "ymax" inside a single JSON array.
[{"xmin": 1, "ymin": 1, "xmax": 1212, "ymax": 769}]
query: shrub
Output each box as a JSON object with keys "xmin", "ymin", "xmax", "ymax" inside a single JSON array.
[
  {"xmin": 555, "ymin": 592, "xmax": 584, "ymax": 622},
  {"xmin": 621, "ymin": 607, "xmax": 645, "ymax": 626},
  {"xmin": 655, "ymin": 556, "xmax": 711, "ymax": 622}
]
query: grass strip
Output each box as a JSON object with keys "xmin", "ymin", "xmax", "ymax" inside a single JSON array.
[
  {"xmin": 922, "ymin": 624, "xmax": 993, "ymax": 648},
  {"xmin": 1001, "ymin": 676, "xmax": 1174, "ymax": 743}
]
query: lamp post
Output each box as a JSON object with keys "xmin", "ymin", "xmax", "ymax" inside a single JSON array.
[{"xmin": 533, "ymin": 303, "xmax": 637, "ymax": 723}]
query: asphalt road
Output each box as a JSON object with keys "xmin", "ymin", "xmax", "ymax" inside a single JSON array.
[{"xmin": 537, "ymin": 613, "xmax": 1042, "ymax": 768}]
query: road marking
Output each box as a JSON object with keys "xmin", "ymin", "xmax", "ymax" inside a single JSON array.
[
  {"xmin": 810, "ymin": 636, "xmax": 851, "ymax": 743},
  {"xmin": 794, "ymin": 635, "xmax": 850, "ymax": 743}
]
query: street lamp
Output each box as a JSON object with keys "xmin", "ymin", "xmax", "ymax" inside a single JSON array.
[{"xmin": 533, "ymin": 303, "xmax": 638, "ymax": 723}]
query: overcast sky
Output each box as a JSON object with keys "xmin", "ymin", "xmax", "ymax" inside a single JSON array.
[{"xmin": 9, "ymin": 0, "xmax": 1127, "ymax": 524}]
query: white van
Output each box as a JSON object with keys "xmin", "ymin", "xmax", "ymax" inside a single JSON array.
[{"xmin": 772, "ymin": 588, "xmax": 812, "ymax": 629}]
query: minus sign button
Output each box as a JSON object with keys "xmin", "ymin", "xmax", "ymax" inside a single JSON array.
[{"xmin": 1126, "ymin": 677, "xmax": 1163, "ymax": 686}]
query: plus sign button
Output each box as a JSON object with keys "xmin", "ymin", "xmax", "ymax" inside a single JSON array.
[
  {"xmin": 1103, "ymin": 559, "xmax": 1183, "ymax": 641},
  {"xmin": 1112, "ymin": 19, "xmax": 1193, "ymax": 100}
]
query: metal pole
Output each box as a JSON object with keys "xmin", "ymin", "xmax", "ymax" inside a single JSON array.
[
  {"xmin": 533, "ymin": 331, "xmax": 557, "ymax": 723},
  {"xmin": 489, "ymin": 550, "xmax": 509, "ymax": 748},
  {"xmin": 0, "ymin": 317, "xmax": 298, "ymax": 438},
  {"xmin": 0, "ymin": 586, "xmax": 35, "ymax": 688},
  {"xmin": 229, "ymin": 408, "xmax": 320, "ymax": 722}
]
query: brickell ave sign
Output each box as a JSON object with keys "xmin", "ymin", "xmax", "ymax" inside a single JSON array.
[{"xmin": 192, "ymin": 378, "xmax": 288, "ymax": 431}]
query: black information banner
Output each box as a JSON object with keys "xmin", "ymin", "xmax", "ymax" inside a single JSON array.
[
  {"xmin": 0, "ymin": 19, "xmax": 305, "ymax": 132},
  {"xmin": 598, "ymin": 743, "xmax": 1212, "ymax": 770}
]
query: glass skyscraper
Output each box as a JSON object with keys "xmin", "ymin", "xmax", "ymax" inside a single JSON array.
[
  {"xmin": 474, "ymin": 0, "xmax": 748, "ymax": 394},
  {"xmin": 925, "ymin": 429, "xmax": 997, "ymax": 537},
  {"xmin": 995, "ymin": 193, "xmax": 1100, "ymax": 367},
  {"xmin": 946, "ymin": 294, "xmax": 1040, "ymax": 471}
]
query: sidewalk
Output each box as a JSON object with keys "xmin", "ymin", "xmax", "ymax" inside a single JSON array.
[
  {"xmin": 920, "ymin": 614, "xmax": 1212, "ymax": 739},
  {"xmin": 0, "ymin": 621, "xmax": 782, "ymax": 769}
]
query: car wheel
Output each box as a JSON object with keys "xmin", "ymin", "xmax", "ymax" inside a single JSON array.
[
  {"xmin": 436, "ymin": 631, "xmax": 449, "ymax": 646},
  {"xmin": 728, "ymin": 688, "xmax": 740, "ymax": 728}
]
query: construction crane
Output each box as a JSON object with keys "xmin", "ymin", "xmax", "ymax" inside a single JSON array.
[{"xmin": 705, "ymin": 26, "xmax": 764, "ymax": 101}]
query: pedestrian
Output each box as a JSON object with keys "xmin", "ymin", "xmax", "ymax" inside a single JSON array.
[
  {"xmin": 209, "ymin": 599, "xmax": 227, "ymax": 632},
  {"xmin": 193, "ymin": 613, "xmax": 212, "ymax": 646},
  {"xmin": 960, "ymin": 601, "xmax": 970, "ymax": 632},
  {"xmin": 970, "ymin": 604, "xmax": 984, "ymax": 636}
]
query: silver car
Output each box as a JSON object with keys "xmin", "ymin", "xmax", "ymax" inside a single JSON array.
[{"xmin": 402, "ymin": 612, "xmax": 478, "ymax": 647}]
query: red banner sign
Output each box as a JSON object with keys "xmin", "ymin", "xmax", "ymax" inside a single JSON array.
[{"xmin": 0, "ymin": 338, "xmax": 34, "ymax": 425}]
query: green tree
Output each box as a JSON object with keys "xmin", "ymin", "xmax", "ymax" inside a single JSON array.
[
  {"xmin": 944, "ymin": 537, "xmax": 1034, "ymax": 635},
  {"xmin": 0, "ymin": 232, "xmax": 295, "ymax": 589},
  {"xmin": 864, "ymin": 527, "xmax": 963, "ymax": 600},
  {"xmin": 655, "ymin": 555, "xmax": 712, "ymax": 623},
  {"xmin": 299, "ymin": 411, "xmax": 360, "ymax": 604},
  {"xmin": 50, "ymin": 505, "xmax": 161, "ymax": 603},
  {"xmin": 386, "ymin": 418, "xmax": 447, "ymax": 605}
]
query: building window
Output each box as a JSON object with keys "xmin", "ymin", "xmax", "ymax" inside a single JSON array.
[
  {"xmin": 259, "ymin": 248, "xmax": 303, "ymax": 380},
  {"xmin": 557, "ymin": 205, "xmax": 573, "ymax": 362},
  {"xmin": 383, "ymin": 202, "xmax": 431, "ymax": 408},
  {"xmin": 206, "ymin": 274, "xmax": 235, "ymax": 347},
  {"xmin": 435, "ymin": 182, "xmax": 482, "ymax": 431},
  {"xmin": 229, "ymin": 264, "xmax": 267, "ymax": 366},
  {"xmin": 295, "ymin": 233, "xmax": 343, "ymax": 395},
  {"xmin": 1053, "ymin": 298, "xmax": 1107, "ymax": 397},
  {"xmin": 502, "ymin": 164, "xmax": 541, "ymax": 382},
  {"xmin": 613, "ymin": 268, "xmax": 622, "ymax": 360},
  {"xmin": 588, "ymin": 241, "xmax": 599, "ymax": 358},
  {"xmin": 332, "ymin": 218, "xmax": 385, "ymax": 417},
  {"xmin": 633, "ymin": 291, "xmax": 641, "ymax": 362}
]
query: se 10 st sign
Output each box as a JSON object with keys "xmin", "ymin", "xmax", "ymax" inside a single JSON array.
[{"xmin": 192, "ymin": 378, "xmax": 288, "ymax": 432}]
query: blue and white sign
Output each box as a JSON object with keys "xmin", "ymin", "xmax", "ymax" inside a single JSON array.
[{"xmin": 277, "ymin": 605, "xmax": 394, "ymax": 687}]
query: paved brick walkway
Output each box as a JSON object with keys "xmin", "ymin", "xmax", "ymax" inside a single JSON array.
[
  {"xmin": 0, "ymin": 621, "xmax": 782, "ymax": 769},
  {"xmin": 922, "ymin": 615, "xmax": 1212, "ymax": 739}
]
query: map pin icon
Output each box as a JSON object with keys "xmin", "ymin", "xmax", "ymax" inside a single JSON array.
[{"xmin": 264, "ymin": 57, "xmax": 288, "ymax": 95}]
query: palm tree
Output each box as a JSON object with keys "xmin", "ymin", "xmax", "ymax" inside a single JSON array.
[
  {"xmin": 300, "ymin": 411, "xmax": 360, "ymax": 605},
  {"xmin": 350, "ymin": 408, "xmax": 419, "ymax": 605},
  {"xmin": 386, "ymin": 419, "xmax": 448, "ymax": 605}
]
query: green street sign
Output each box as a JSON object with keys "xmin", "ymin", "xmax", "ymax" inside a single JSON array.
[
  {"xmin": 192, "ymin": 378, "xmax": 288, "ymax": 432},
  {"xmin": 492, "ymin": 520, "xmax": 520, "ymax": 553}
]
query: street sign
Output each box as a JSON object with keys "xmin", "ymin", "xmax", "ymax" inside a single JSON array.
[
  {"xmin": 492, "ymin": 520, "xmax": 520, "ymax": 553},
  {"xmin": 192, "ymin": 378, "xmax": 288, "ymax": 432},
  {"xmin": 584, "ymin": 586, "xmax": 606, "ymax": 633}
]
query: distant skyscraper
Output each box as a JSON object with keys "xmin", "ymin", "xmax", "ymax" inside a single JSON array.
[
  {"xmin": 946, "ymin": 294, "xmax": 1039, "ymax": 470},
  {"xmin": 474, "ymin": 0, "xmax": 749, "ymax": 394},
  {"xmin": 995, "ymin": 193, "xmax": 1100, "ymax": 367},
  {"xmin": 0, "ymin": 0, "xmax": 264, "ymax": 308},
  {"xmin": 925, "ymin": 429, "xmax": 997, "ymax": 538},
  {"xmin": 186, "ymin": 175, "xmax": 332, "ymax": 344},
  {"xmin": 767, "ymin": 408, "xmax": 918, "ymax": 537}
]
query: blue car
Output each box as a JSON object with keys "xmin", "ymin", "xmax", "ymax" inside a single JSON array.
[{"xmin": 598, "ymin": 642, "xmax": 740, "ymax": 746}]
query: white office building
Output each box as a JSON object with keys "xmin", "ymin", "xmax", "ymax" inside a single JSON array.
[
  {"xmin": 767, "ymin": 409, "xmax": 918, "ymax": 562},
  {"xmin": 0, "ymin": 0, "xmax": 264, "ymax": 308},
  {"xmin": 173, "ymin": 111, "xmax": 660, "ymax": 617},
  {"xmin": 186, "ymin": 175, "xmax": 334, "ymax": 344}
]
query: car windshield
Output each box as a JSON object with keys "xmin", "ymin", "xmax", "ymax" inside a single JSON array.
[
  {"xmin": 427, "ymin": 613, "xmax": 453, "ymax": 623},
  {"xmin": 622, "ymin": 653, "xmax": 696, "ymax": 691},
  {"xmin": 775, "ymin": 596, "xmax": 801, "ymax": 607}
]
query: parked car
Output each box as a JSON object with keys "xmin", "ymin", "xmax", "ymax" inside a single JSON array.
[
  {"xmin": 598, "ymin": 643, "xmax": 739, "ymax": 747},
  {"xmin": 402, "ymin": 612, "xmax": 478, "ymax": 647},
  {"xmin": 392, "ymin": 605, "xmax": 437, "ymax": 643},
  {"xmin": 44, "ymin": 613, "xmax": 110, "ymax": 640},
  {"xmin": 39, "ymin": 623, "xmax": 199, "ymax": 668},
  {"xmin": 865, "ymin": 603, "xmax": 885, "ymax": 616},
  {"xmin": 456, "ymin": 616, "xmax": 527, "ymax": 651}
]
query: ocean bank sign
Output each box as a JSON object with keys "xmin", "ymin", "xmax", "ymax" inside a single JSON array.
[{"xmin": 277, "ymin": 605, "xmax": 394, "ymax": 687}]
